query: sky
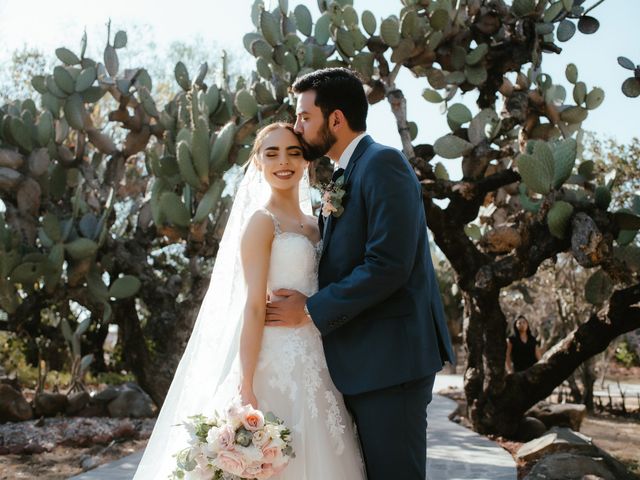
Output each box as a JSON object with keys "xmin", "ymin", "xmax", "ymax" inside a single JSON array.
[{"xmin": 0, "ymin": 0, "xmax": 637, "ymax": 180}]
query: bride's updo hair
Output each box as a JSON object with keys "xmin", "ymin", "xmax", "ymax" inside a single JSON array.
[{"xmin": 246, "ymin": 122, "xmax": 310, "ymax": 167}]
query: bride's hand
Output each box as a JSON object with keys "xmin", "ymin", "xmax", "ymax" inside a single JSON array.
[{"xmin": 239, "ymin": 385, "xmax": 259, "ymax": 409}]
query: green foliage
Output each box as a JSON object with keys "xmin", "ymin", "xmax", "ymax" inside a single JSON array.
[
  {"xmin": 0, "ymin": 0, "xmax": 635, "ymax": 423},
  {"xmin": 615, "ymin": 340, "xmax": 640, "ymax": 367},
  {"xmin": 584, "ymin": 269, "xmax": 613, "ymax": 306},
  {"xmin": 547, "ymin": 201, "xmax": 574, "ymax": 239}
]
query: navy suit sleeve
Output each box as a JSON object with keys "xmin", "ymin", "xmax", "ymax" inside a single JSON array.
[{"xmin": 307, "ymin": 148, "xmax": 422, "ymax": 336}]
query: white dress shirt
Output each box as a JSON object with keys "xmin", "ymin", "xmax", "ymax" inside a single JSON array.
[{"xmin": 336, "ymin": 132, "xmax": 367, "ymax": 170}]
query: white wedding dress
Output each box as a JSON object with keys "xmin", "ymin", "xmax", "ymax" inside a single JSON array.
[
  {"xmin": 214, "ymin": 209, "xmax": 365, "ymax": 479},
  {"xmin": 133, "ymin": 164, "xmax": 365, "ymax": 480}
]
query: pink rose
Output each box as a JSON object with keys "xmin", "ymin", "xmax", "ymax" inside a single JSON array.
[
  {"xmin": 210, "ymin": 424, "xmax": 235, "ymax": 452},
  {"xmin": 213, "ymin": 450, "xmax": 246, "ymax": 477},
  {"xmin": 262, "ymin": 445, "xmax": 287, "ymax": 467},
  {"xmin": 322, "ymin": 202, "xmax": 337, "ymax": 218},
  {"xmin": 262, "ymin": 446, "xmax": 278, "ymax": 462},
  {"xmin": 253, "ymin": 464, "xmax": 275, "ymax": 480},
  {"xmin": 242, "ymin": 409, "xmax": 265, "ymax": 432},
  {"xmin": 242, "ymin": 463, "xmax": 264, "ymax": 477}
]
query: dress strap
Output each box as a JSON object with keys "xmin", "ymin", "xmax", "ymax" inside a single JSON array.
[{"xmin": 260, "ymin": 208, "xmax": 282, "ymax": 235}]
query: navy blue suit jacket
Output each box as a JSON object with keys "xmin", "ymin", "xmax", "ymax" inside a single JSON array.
[{"xmin": 307, "ymin": 136, "xmax": 455, "ymax": 395}]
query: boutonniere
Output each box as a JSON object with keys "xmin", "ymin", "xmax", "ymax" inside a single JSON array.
[{"xmin": 321, "ymin": 174, "xmax": 347, "ymax": 218}]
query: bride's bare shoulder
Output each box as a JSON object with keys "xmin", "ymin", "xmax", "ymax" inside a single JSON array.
[{"xmin": 241, "ymin": 210, "xmax": 275, "ymax": 246}]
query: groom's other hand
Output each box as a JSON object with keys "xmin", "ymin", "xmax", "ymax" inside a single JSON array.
[{"xmin": 266, "ymin": 289, "xmax": 311, "ymax": 327}]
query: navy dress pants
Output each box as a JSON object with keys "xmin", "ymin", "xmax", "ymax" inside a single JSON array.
[{"xmin": 343, "ymin": 374, "xmax": 436, "ymax": 480}]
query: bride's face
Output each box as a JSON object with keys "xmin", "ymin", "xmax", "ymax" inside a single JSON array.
[{"xmin": 256, "ymin": 128, "xmax": 308, "ymax": 190}]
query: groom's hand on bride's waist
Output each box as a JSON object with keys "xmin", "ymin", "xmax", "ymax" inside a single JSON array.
[{"xmin": 265, "ymin": 289, "xmax": 311, "ymax": 327}]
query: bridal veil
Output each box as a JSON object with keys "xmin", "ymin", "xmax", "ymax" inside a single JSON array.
[{"xmin": 134, "ymin": 161, "xmax": 312, "ymax": 479}]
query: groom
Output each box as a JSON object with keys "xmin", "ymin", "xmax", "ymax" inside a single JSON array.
[{"xmin": 266, "ymin": 68, "xmax": 455, "ymax": 479}]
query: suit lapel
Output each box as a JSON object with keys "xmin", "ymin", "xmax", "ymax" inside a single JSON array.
[{"xmin": 320, "ymin": 135, "xmax": 374, "ymax": 257}]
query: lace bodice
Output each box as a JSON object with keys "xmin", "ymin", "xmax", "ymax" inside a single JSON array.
[{"xmin": 262, "ymin": 209, "xmax": 322, "ymax": 299}]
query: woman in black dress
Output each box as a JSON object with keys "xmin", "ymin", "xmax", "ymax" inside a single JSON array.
[{"xmin": 506, "ymin": 315, "xmax": 542, "ymax": 372}]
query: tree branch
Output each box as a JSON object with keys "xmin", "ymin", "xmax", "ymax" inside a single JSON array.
[{"xmin": 515, "ymin": 282, "xmax": 640, "ymax": 410}]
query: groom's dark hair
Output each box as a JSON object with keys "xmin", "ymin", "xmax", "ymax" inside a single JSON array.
[{"xmin": 291, "ymin": 68, "xmax": 368, "ymax": 132}]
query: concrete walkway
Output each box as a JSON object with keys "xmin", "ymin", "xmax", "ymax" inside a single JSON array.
[
  {"xmin": 427, "ymin": 375, "xmax": 517, "ymax": 480},
  {"xmin": 69, "ymin": 374, "xmax": 516, "ymax": 480}
]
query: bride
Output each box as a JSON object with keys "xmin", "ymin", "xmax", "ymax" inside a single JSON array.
[{"xmin": 133, "ymin": 122, "xmax": 365, "ymax": 479}]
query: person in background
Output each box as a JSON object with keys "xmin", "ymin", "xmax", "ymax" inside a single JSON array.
[{"xmin": 506, "ymin": 315, "xmax": 542, "ymax": 373}]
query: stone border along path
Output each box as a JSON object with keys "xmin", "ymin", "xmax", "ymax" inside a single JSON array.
[{"xmin": 68, "ymin": 374, "xmax": 517, "ymax": 480}]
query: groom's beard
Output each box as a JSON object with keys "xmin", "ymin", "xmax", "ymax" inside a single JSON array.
[{"xmin": 300, "ymin": 120, "xmax": 336, "ymax": 160}]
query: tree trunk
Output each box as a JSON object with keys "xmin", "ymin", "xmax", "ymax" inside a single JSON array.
[
  {"xmin": 112, "ymin": 268, "xmax": 211, "ymax": 408},
  {"xmin": 465, "ymin": 283, "xmax": 640, "ymax": 436}
]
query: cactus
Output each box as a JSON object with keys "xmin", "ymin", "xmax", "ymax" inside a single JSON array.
[
  {"xmin": 517, "ymin": 149, "xmax": 554, "ymax": 196},
  {"xmin": 433, "ymin": 134, "xmax": 473, "ymax": 159},
  {"xmin": 109, "ymin": 275, "xmax": 141, "ymax": 299},
  {"xmin": 552, "ymin": 137, "xmax": 577, "ymax": 188},
  {"xmin": 617, "ymin": 56, "xmax": 640, "ymax": 98},
  {"xmin": 584, "ymin": 269, "xmax": 613, "ymax": 306},
  {"xmin": 547, "ymin": 201, "xmax": 574, "ymax": 239},
  {"xmin": 61, "ymin": 316, "xmax": 94, "ymax": 394}
]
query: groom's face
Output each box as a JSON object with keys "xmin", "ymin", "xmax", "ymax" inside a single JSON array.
[{"xmin": 294, "ymin": 91, "xmax": 337, "ymax": 160}]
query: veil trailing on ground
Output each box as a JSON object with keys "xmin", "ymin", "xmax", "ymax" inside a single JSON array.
[{"xmin": 134, "ymin": 163, "xmax": 312, "ymax": 479}]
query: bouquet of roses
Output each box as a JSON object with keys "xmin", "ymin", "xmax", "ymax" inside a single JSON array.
[{"xmin": 171, "ymin": 403, "xmax": 294, "ymax": 480}]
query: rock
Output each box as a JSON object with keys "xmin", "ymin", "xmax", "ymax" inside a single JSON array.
[
  {"xmin": 75, "ymin": 401, "xmax": 109, "ymax": 417},
  {"xmin": 66, "ymin": 391, "xmax": 91, "ymax": 415},
  {"xmin": 516, "ymin": 427, "xmax": 597, "ymax": 463},
  {"xmin": 515, "ymin": 416, "xmax": 548, "ymax": 442},
  {"xmin": 526, "ymin": 402, "xmax": 587, "ymax": 431},
  {"xmin": 93, "ymin": 385, "xmax": 121, "ymax": 403},
  {"xmin": 0, "ymin": 384, "xmax": 33, "ymax": 422},
  {"xmin": 524, "ymin": 453, "xmax": 616, "ymax": 480},
  {"xmin": 80, "ymin": 455, "xmax": 101, "ymax": 471},
  {"xmin": 33, "ymin": 392, "xmax": 69, "ymax": 417},
  {"xmin": 0, "ymin": 374, "xmax": 21, "ymax": 391},
  {"xmin": 107, "ymin": 385, "xmax": 154, "ymax": 418},
  {"xmin": 523, "ymin": 451, "xmax": 637, "ymax": 480},
  {"xmin": 0, "ymin": 416, "xmax": 156, "ymax": 454}
]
